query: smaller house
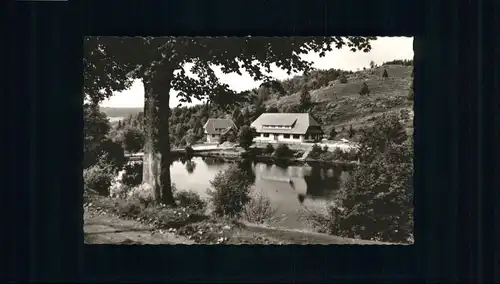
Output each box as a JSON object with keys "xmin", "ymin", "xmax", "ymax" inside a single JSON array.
[{"xmin": 203, "ymin": 118, "xmax": 238, "ymax": 143}]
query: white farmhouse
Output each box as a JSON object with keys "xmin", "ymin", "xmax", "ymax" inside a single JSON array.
[
  {"xmin": 203, "ymin": 118, "xmax": 238, "ymax": 143},
  {"xmin": 251, "ymin": 113, "xmax": 324, "ymax": 143}
]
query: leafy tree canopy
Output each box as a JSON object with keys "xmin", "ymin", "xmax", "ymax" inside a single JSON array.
[{"xmin": 84, "ymin": 36, "xmax": 376, "ymax": 106}]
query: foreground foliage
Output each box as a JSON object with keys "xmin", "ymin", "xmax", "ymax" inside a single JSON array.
[
  {"xmin": 243, "ymin": 190, "xmax": 280, "ymax": 225},
  {"xmin": 83, "ymin": 156, "xmax": 116, "ymax": 196},
  {"xmin": 207, "ymin": 165, "xmax": 253, "ymax": 218},
  {"xmin": 302, "ymin": 113, "xmax": 413, "ymax": 243},
  {"xmin": 121, "ymin": 162, "xmax": 143, "ymax": 187},
  {"xmin": 84, "ymin": 36, "xmax": 376, "ymax": 205}
]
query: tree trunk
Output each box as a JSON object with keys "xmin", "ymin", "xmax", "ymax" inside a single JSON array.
[{"xmin": 142, "ymin": 75, "xmax": 175, "ymax": 205}]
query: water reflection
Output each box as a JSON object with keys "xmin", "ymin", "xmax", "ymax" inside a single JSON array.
[
  {"xmin": 168, "ymin": 157, "xmax": 351, "ymax": 229},
  {"xmin": 237, "ymin": 158, "xmax": 256, "ymax": 184},
  {"xmin": 185, "ymin": 160, "xmax": 196, "ymax": 174}
]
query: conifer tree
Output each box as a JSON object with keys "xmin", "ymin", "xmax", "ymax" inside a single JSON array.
[
  {"xmin": 382, "ymin": 69, "xmax": 389, "ymax": 78},
  {"xmin": 359, "ymin": 82, "xmax": 370, "ymax": 96}
]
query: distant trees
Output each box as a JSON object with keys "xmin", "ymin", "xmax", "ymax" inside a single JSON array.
[
  {"xmin": 348, "ymin": 125, "xmax": 355, "ymax": 138},
  {"xmin": 266, "ymin": 106, "xmax": 279, "ymax": 113},
  {"xmin": 338, "ymin": 73, "xmax": 348, "ymax": 84},
  {"xmin": 359, "ymin": 82, "xmax": 370, "ymax": 96},
  {"xmin": 120, "ymin": 126, "xmax": 144, "ymax": 153},
  {"xmin": 299, "ymin": 86, "xmax": 313, "ymax": 111},
  {"xmin": 185, "ymin": 129, "xmax": 198, "ymax": 146},
  {"xmin": 238, "ymin": 126, "xmax": 257, "ymax": 150},
  {"xmin": 84, "ymin": 104, "xmax": 126, "ymax": 170},
  {"xmin": 232, "ymin": 108, "xmax": 245, "ymax": 128},
  {"xmin": 382, "ymin": 59, "xmax": 413, "ymax": 66},
  {"xmin": 257, "ymin": 86, "xmax": 271, "ymax": 102},
  {"xmin": 369, "ymin": 60, "xmax": 376, "ymax": 69},
  {"xmin": 329, "ymin": 127, "xmax": 337, "ymax": 140}
]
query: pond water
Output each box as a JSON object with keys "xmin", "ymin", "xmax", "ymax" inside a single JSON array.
[{"xmin": 170, "ymin": 156, "xmax": 352, "ymax": 230}]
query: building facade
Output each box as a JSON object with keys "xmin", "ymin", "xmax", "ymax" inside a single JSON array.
[
  {"xmin": 250, "ymin": 113, "xmax": 323, "ymax": 143},
  {"xmin": 203, "ymin": 118, "xmax": 238, "ymax": 143}
]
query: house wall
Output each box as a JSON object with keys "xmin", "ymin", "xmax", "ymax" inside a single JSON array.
[
  {"xmin": 303, "ymin": 133, "xmax": 323, "ymax": 141},
  {"xmin": 254, "ymin": 132, "xmax": 305, "ymax": 143},
  {"xmin": 206, "ymin": 134, "xmax": 221, "ymax": 143}
]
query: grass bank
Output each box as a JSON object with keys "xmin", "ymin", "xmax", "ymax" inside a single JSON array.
[{"xmin": 83, "ymin": 194, "xmax": 391, "ymax": 245}]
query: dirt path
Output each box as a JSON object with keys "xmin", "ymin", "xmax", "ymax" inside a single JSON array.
[{"xmin": 84, "ymin": 209, "xmax": 195, "ymax": 244}]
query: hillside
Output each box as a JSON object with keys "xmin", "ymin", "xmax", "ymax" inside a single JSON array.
[
  {"xmin": 102, "ymin": 62, "xmax": 414, "ymax": 145},
  {"xmin": 264, "ymin": 64, "xmax": 414, "ymax": 137}
]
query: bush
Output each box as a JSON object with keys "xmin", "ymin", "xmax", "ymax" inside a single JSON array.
[
  {"xmin": 120, "ymin": 126, "xmax": 144, "ymax": 153},
  {"xmin": 348, "ymin": 125, "xmax": 356, "ymax": 138},
  {"xmin": 207, "ymin": 165, "xmax": 252, "ymax": 218},
  {"xmin": 238, "ymin": 126, "xmax": 257, "ymax": 150},
  {"xmin": 174, "ymin": 190, "xmax": 206, "ymax": 211},
  {"xmin": 273, "ymin": 144, "xmax": 293, "ymax": 159},
  {"xmin": 338, "ymin": 73, "xmax": 348, "ymax": 84},
  {"xmin": 309, "ymin": 144, "xmax": 323, "ymax": 159},
  {"xmin": 299, "ymin": 205, "xmax": 337, "ymax": 234},
  {"xmin": 83, "ymin": 158, "xmax": 115, "ymax": 196},
  {"xmin": 121, "ymin": 162, "xmax": 143, "ymax": 187},
  {"xmin": 98, "ymin": 138, "xmax": 126, "ymax": 173},
  {"xmin": 329, "ymin": 142, "xmax": 413, "ymax": 243},
  {"xmin": 329, "ymin": 128, "xmax": 337, "ymax": 140},
  {"xmin": 306, "ymin": 114, "xmax": 413, "ymax": 243},
  {"xmin": 265, "ymin": 143, "xmax": 274, "ymax": 154},
  {"xmin": 185, "ymin": 146, "xmax": 194, "ymax": 158},
  {"xmin": 243, "ymin": 190, "xmax": 279, "ymax": 224},
  {"xmin": 359, "ymin": 82, "xmax": 370, "ymax": 96},
  {"xmin": 331, "ymin": 147, "xmax": 344, "ymax": 160}
]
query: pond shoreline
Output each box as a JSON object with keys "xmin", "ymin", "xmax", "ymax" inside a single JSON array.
[
  {"xmin": 192, "ymin": 151, "xmax": 358, "ymax": 169},
  {"xmin": 127, "ymin": 150, "xmax": 358, "ymax": 171}
]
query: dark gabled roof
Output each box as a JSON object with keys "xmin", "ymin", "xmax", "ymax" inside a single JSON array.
[
  {"xmin": 250, "ymin": 113, "xmax": 322, "ymax": 135},
  {"xmin": 203, "ymin": 118, "xmax": 237, "ymax": 135}
]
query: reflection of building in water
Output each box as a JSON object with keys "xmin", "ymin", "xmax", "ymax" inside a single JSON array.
[
  {"xmin": 303, "ymin": 166, "xmax": 343, "ymax": 199},
  {"xmin": 253, "ymin": 162, "xmax": 346, "ymax": 201},
  {"xmin": 286, "ymin": 166, "xmax": 305, "ymax": 178}
]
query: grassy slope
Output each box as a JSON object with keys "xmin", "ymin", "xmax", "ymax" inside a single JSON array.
[
  {"xmin": 100, "ymin": 64, "xmax": 414, "ymax": 137},
  {"xmin": 266, "ymin": 64, "xmax": 414, "ymax": 138}
]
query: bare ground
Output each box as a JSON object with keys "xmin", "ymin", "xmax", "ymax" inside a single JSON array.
[
  {"xmin": 84, "ymin": 209, "xmax": 195, "ymax": 244},
  {"xmin": 83, "ymin": 197, "xmax": 393, "ymax": 245}
]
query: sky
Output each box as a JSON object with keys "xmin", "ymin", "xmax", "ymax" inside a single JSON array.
[{"xmin": 100, "ymin": 36, "xmax": 413, "ymax": 109}]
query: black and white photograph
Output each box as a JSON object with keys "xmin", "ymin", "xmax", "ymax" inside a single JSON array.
[{"xmin": 83, "ymin": 36, "xmax": 414, "ymax": 245}]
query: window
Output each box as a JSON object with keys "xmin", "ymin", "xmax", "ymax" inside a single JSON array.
[
  {"xmin": 264, "ymin": 133, "xmax": 270, "ymax": 137},
  {"xmin": 293, "ymin": 134, "xmax": 300, "ymax": 139},
  {"xmin": 283, "ymin": 134, "xmax": 290, "ymax": 139}
]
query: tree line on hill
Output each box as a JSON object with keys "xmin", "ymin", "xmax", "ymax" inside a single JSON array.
[{"xmin": 111, "ymin": 60, "xmax": 412, "ymax": 150}]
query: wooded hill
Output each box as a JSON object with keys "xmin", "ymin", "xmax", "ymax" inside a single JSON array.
[{"xmin": 101, "ymin": 59, "xmax": 414, "ymax": 147}]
